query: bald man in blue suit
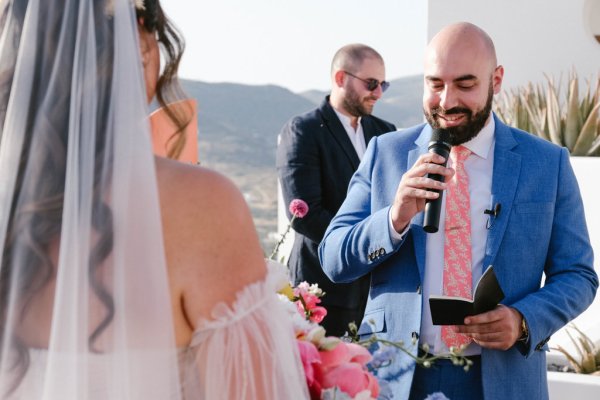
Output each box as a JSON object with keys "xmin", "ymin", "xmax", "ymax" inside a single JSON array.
[{"xmin": 319, "ymin": 23, "xmax": 597, "ymax": 400}]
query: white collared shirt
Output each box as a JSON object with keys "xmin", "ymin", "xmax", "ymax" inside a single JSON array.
[
  {"xmin": 333, "ymin": 108, "xmax": 366, "ymax": 160},
  {"xmin": 389, "ymin": 116, "xmax": 496, "ymax": 356}
]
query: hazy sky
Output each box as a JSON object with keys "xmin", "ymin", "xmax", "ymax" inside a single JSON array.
[{"xmin": 162, "ymin": 0, "xmax": 427, "ymax": 93}]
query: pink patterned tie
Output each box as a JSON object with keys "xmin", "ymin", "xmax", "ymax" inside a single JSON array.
[{"xmin": 441, "ymin": 146, "xmax": 472, "ymax": 349}]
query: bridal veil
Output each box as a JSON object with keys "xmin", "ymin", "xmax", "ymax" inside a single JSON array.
[
  {"xmin": 0, "ymin": 0, "xmax": 310, "ymax": 398},
  {"xmin": 0, "ymin": 0, "xmax": 183, "ymax": 397}
]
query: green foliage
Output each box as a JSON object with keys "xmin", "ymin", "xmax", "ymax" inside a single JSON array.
[
  {"xmin": 494, "ymin": 72, "xmax": 600, "ymax": 156},
  {"xmin": 552, "ymin": 324, "xmax": 600, "ymax": 375},
  {"xmin": 346, "ymin": 321, "xmax": 474, "ymax": 372}
]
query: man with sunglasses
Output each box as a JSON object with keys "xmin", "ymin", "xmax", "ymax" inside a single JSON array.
[{"xmin": 277, "ymin": 44, "xmax": 396, "ymax": 337}]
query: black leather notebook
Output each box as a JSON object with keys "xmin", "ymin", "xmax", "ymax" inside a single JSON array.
[{"xmin": 429, "ymin": 265, "xmax": 505, "ymax": 325}]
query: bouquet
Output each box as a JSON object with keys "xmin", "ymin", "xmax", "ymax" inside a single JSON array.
[
  {"xmin": 272, "ymin": 199, "xmax": 378, "ymax": 399},
  {"xmin": 272, "ymin": 199, "xmax": 470, "ymax": 399},
  {"xmin": 277, "ymin": 280, "xmax": 379, "ymax": 399}
]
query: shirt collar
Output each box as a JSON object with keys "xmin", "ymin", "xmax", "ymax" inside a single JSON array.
[
  {"xmin": 462, "ymin": 114, "xmax": 495, "ymax": 159},
  {"xmin": 333, "ymin": 108, "xmax": 361, "ymax": 132}
]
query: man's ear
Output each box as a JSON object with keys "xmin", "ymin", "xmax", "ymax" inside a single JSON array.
[
  {"xmin": 333, "ymin": 70, "xmax": 346, "ymax": 88},
  {"xmin": 492, "ymin": 65, "xmax": 504, "ymax": 95}
]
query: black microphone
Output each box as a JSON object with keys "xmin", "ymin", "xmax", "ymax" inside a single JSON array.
[
  {"xmin": 484, "ymin": 203, "xmax": 501, "ymax": 229},
  {"xmin": 484, "ymin": 203, "xmax": 501, "ymax": 217},
  {"xmin": 423, "ymin": 129, "xmax": 452, "ymax": 233}
]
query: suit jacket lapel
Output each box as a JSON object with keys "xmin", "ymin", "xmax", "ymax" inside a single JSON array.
[
  {"xmin": 408, "ymin": 120, "xmax": 522, "ymax": 283},
  {"xmin": 483, "ymin": 115, "xmax": 521, "ymax": 268},
  {"xmin": 410, "ymin": 125, "xmax": 430, "ymax": 284},
  {"xmin": 319, "ymin": 98, "xmax": 361, "ymax": 169},
  {"xmin": 361, "ymin": 118, "xmax": 378, "ymax": 145}
]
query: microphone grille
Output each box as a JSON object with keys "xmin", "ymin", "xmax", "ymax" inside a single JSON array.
[{"xmin": 430, "ymin": 129, "xmax": 450, "ymax": 143}]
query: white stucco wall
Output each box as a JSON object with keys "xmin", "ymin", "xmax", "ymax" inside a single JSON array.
[
  {"xmin": 427, "ymin": 0, "xmax": 600, "ymax": 90},
  {"xmin": 550, "ymin": 158, "xmax": 600, "ymax": 351}
]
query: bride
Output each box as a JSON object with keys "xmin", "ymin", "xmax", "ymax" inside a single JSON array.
[{"xmin": 0, "ymin": 0, "xmax": 308, "ymax": 398}]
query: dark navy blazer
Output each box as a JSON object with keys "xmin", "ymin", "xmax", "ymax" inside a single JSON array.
[{"xmin": 277, "ymin": 97, "xmax": 396, "ymax": 333}]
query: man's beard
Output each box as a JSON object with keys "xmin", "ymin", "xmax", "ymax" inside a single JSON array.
[
  {"xmin": 424, "ymin": 83, "xmax": 494, "ymax": 146},
  {"xmin": 342, "ymin": 84, "xmax": 375, "ymax": 117}
]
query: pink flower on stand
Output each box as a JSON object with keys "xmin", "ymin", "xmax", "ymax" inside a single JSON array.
[
  {"xmin": 289, "ymin": 199, "xmax": 309, "ymax": 218},
  {"xmin": 270, "ymin": 199, "xmax": 309, "ymax": 260}
]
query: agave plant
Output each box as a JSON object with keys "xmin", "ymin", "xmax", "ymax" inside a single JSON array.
[
  {"xmin": 494, "ymin": 71, "xmax": 600, "ymax": 156},
  {"xmin": 552, "ymin": 324, "xmax": 600, "ymax": 375}
]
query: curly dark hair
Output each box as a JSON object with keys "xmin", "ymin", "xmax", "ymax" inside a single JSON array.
[
  {"xmin": 137, "ymin": 0, "xmax": 191, "ymax": 159},
  {"xmin": 0, "ymin": 0, "xmax": 119, "ymax": 394}
]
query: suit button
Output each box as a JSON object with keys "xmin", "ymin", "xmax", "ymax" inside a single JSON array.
[
  {"xmin": 368, "ymin": 254, "xmax": 373, "ymax": 261},
  {"xmin": 378, "ymin": 248, "xmax": 385, "ymax": 256},
  {"xmin": 411, "ymin": 331, "xmax": 419, "ymax": 341}
]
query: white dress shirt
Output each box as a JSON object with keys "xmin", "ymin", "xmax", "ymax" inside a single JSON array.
[
  {"xmin": 389, "ymin": 117, "xmax": 496, "ymax": 356},
  {"xmin": 333, "ymin": 108, "xmax": 366, "ymax": 160}
]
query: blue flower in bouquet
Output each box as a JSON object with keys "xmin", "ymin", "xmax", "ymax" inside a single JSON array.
[
  {"xmin": 376, "ymin": 379, "xmax": 394, "ymax": 400},
  {"xmin": 366, "ymin": 342, "xmax": 413, "ymax": 383},
  {"xmin": 370, "ymin": 345, "xmax": 401, "ymax": 369}
]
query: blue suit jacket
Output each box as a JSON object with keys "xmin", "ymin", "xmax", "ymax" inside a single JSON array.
[{"xmin": 319, "ymin": 115, "xmax": 597, "ymax": 400}]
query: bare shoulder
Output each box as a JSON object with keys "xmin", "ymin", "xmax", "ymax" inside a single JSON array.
[
  {"xmin": 156, "ymin": 157, "xmax": 239, "ymax": 208},
  {"xmin": 155, "ymin": 157, "xmax": 259, "ymax": 240},
  {"xmin": 155, "ymin": 157, "xmax": 267, "ymax": 324}
]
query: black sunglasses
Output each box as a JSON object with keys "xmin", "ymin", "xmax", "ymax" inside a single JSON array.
[{"xmin": 344, "ymin": 71, "xmax": 390, "ymax": 93}]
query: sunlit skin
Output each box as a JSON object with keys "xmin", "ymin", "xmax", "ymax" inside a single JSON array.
[
  {"xmin": 136, "ymin": 18, "xmax": 269, "ymax": 348},
  {"xmin": 329, "ymin": 57, "xmax": 386, "ymax": 129},
  {"xmin": 390, "ymin": 22, "xmax": 524, "ymax": 351}
]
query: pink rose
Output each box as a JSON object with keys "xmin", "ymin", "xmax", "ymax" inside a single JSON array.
[
  {"xmin": 289, "ymin": 199, "xmax": 309, "ymax": 218},
  {"xmin": 344, "ymin": 342, "xmax": 373, "ymax": 365},
  {"xmin": 319, "ymin": 340, "xmax": 350, "ymax": 370},
  {"xmin": 319, "ymin": 342, "xmax": 379, "ymax": 398},
  {"xmin": 320, "ymin": 362, "xmax": 379, "ymax": 398},
  {"xmin": 320, "ymin": 342, "xmax": 372, "ymax": 369},
  {"xmin": 297, "ymin": 340, "xmax": 323, "ymax": 399}
]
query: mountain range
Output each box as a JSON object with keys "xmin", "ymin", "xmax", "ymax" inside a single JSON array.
[{"xmin": 181, "ymin": 75, "xmax": 424, "ymax": 248}]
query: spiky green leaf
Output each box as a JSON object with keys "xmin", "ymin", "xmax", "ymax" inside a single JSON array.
[
  {"xmin": 572, "ymin": 102, "xmax": 600, "ymax": 156},
  {"xmin": 564, "ymin": 77, "xmax": 580, "ymax": 150}
]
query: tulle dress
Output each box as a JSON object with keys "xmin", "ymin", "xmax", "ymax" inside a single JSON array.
[
  {"xmin": 179, "ymin": 261, "xmax": 309, "ymax": 399},
  {"xmin": 8, "ymin": 263, "xmax": 309, "ymax": 400}
]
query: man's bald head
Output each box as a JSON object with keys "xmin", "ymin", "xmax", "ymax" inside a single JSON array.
[
  {"xmin": 329, "ymin": 43, "xmax": 387, "ymax": 120},
  {"xmin": 426, "ymin": 22, "xmax": 497, "ymax": 72},
  {"xmin": 422, "ymin": 22, "xmax": 504, "ymax": 145}
]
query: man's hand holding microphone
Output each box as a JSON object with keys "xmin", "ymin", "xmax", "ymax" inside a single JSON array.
[{"xmin": 390, "ymin": 130, "xmax": 454, "ymax": 234}]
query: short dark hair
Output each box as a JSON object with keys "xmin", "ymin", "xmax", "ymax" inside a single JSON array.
[{"xmin": 331, "ymin": 44, "xmax": 384, "ymax": 75}]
